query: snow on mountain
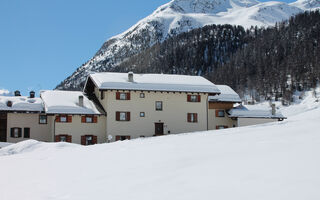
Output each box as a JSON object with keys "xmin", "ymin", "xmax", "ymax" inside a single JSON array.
[
  {"xmin": 1, "ymin": 90, "xmax": 320, "ymax": 200},
  {"xmin": 291, "ymin": 0, "xmax": 320, "ymax": 10},
  {"xmin": 56, "ymin": 0, "xmax": 316, "ymax": 90},
  {"xmin": 0, "ymin": 89, "xmax": 10, "ymax": 96}
]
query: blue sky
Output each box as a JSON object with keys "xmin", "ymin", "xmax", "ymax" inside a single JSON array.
[{"xmin": 0, "ymin": 0, "xmax": 295, "ymax": 96}]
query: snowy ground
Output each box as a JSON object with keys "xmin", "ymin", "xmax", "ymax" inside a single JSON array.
[{"xmin": 0, "ymin": 91, "xmax": 320, "ymax": 200}]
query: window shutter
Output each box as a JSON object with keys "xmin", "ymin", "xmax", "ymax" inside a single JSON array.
[
  {"xmin": 127, "ymin": 92, "xmax": 130, "ymax": 100},
  {"xmin": 67, "ymin": 116, "xmax": 72, "ymax": 123},
  {"xmin": 81, "ymin": 116, "xmax": 86, "ymax": 123},
  {"xmin": 187, "ymin": 113, "xmax": 191, "ymax": 122},
  {"xmin": 194, "ymin": 113, "xmax": 198, "ymax": 122},
  {"xmin": 187, "ymin": 95, "xmax": 191, "ymax": 102},
  {"xmin": 215, "ymin": 110, "xmax": 219, "ymax": 117},
  {"xmin": 197, "ymin": 95, "xmax": 201, "ymax": 102},
  {"xmin": 115, "ymin": 136, "xmax": 120, "ymax": 141},
  {"xmin": 100, "ymin": 91, "xmax": 104, "ymax": 100},
  {"xmin": 93, "ymin": 116, "xmax": 98, "ymax": 123},
  {"xmin": 116, "ymin": 92, "xmax": 120, "ymax": 100},
  {"xmin": 55, "ymin": 116, "xmax": 60, "ymax": 122},
  {"xmin": 10, "ymin": 128, "xmax": 14, "ymax": 137},
  {"xmin": 224, "ymin": 126, "xmax": 228, "ymax": 129},
  {"xmin": 55, "ymin": 135, "xmax": 60, "ymax": 142},
  {"xmin": 126, "ymin": 112, "xmax": 130, "ymax": 121},
  {"xmin": 18, "ymin": 128, "xmax": 22, "ymax": 137},
  {"xmin": 93, "ymin": 135, "xmax": 98, "ymax": 144},
  {"xmin": 81, "ymin": 136, "xmax": 86, "ymax": 145},
  {"xmin": 67, "ymin": 135, "xmax": 72, "ymax": 143},
  {"xmin": 126, "ymin": 136, "xmax": 131, "ymax": 140},
  {"xmin": 116, "ymin": 112, "xmax": 120, "ymax": 121},
  {"xmin": 216, "ymin": 126, "xmax": 219, "ymax": 129}
]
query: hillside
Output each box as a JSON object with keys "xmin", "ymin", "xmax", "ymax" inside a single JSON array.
[
  {"xmin": 0, "ymin": 91, "xmax": 320, "ymax": 200},
  {"xmin": 55, "ymin": 0, "xmax": 319, "ymax": 90}
]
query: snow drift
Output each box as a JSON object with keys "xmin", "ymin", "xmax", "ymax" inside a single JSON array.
[{"xmin": 1, "ymin": 91, "xmax": 320, "ymax": 200}]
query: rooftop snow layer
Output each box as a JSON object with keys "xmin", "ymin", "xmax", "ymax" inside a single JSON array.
[
  {"xmin": 208, "ymin": 85, "xmax": 241, "ymax": 103},
  {"xmin": 40, "ymin": 90, "xmax": 102, "ymax": 115},
  {"xmin": 0, "ymin": 96, "xmax": 44, "ymax": 112},
  {"xmin": 228, "ymin": 104, "xmax": 285, "ymax": 119},
  {"xmin": 88, "ymin": 72, "xmax": 220, "ymax": 93}
]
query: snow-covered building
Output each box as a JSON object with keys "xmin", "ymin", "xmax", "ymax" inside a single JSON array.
[{"xmin": 0, "ymin": 72, "xmax": 286, "ymax": 145}]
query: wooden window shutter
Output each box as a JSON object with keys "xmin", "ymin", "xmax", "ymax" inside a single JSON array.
[
  {"xmin": 93, "ymin": 116, "xmax": 98, "ymax": 123},
  {"xmin": 55, "ymin": 135, "xmax": 60, "ymax": 142},
  {"xmin": 126, "ymin": 112, "xmax": 130, "ymax": 121},
  {"xmin": 67, "ymin": 135, "xmax": 72, "ymax": 143},
  {"xmin": 116, "ymin": 112, "xmax": 120, "ymax": 121},
  {"xmin": 197, "ymin": 95, "xmax": 201, "ymax": 102},
  {"xmin": 127, "ymin": 136, "xmax": 131, "ymax": 140},
  {"xmin": 187, "ymin": 113, "xmax": 191, "ymax": 122},
  {"xmin": 216, "ymin": 126, "xmax": 219, "ymax": 129},
  {"xmin": 100, "ymin": 91, "xmax": 104, "ymax": 100},
  {"xmin": 194, "ymin": 113, "xmax": 198, "ymax": 122},
  {"xmin": 55, "ymin": 116, "xmax": 60, "ymax": 122},
  {"xmin": 92, "ymin": 135, "xmax": 98, "ymax": 144},
  {"xmin": 67, "ymin": 115, "xmax": 72, "ymax": 123},
  {"xmin": 10, "ymin": 128, "xmax": 14, "ymax": 137},
  {"xmin": 81, "ymin": 116, "xmax": 86, "ymax": 123},
  {"xmin": 224, "ymin": 126, "xmax": 228, "ymax": 129},
  {"xmin": 115, "ymin": 135, "xmax": 120, "ymax": 141},
  {"xmin": 127, "ymin": 92, "xmax": 130, "ymax": 100},
  {"xmin": 18, "ymin": 128, "xmax": 22, "ymax": 137},
  {"xmin": 116, "ymin": 92, "xmax": 120, "ymax": 100},
  {"xmin": 187, "ymin": 95, "xmax": 191, "ymax": 102},
  {"xmin": 81, "ymin": 136, "xmax": 86, "ymax": 145},
  {"xmin": 215, "ymin": 110, "xmax": 219, "ymax": 117}
]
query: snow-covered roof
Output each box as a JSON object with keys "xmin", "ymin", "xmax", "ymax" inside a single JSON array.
[
  {"xmin": 228, "ymin": 105, "xmax": 285, "ymax": 119},
  {"xmin": 208, "ymin": 85, "xmax": 241, "ymax": 103},
  {"xmin": 40, "ymin": 90, "xmax": 103, "ymax": 115},
  {"xmin": 0, "ymin": 96, "xmax": 44, "ymax": 112},
  {"xmin": 87, "ymin": 72, "xmax": 220, "ymax": 94}
]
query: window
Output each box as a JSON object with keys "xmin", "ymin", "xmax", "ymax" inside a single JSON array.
[
  {"xmin": 116, "ymin": 92, "xmax": 130, "ymax": 100},
  {"xmin": 116, "ymin": 112, "xmax": 130, "ymax": 121},
  {"xmin": 56, "ymin": 115, "xmax": 72, "ymax": 123},
  {"xmin": 216, "ymin": 125, "xmax": 228, "ymax": 129},
  {"xmin": 140, "ymin": 93, "xmax": 145, "ymax": 98},
  {"xmin": 115, "ymin": 135, "xmax": 131, "ymax": 141},
  {"xmin": 55, "ymin": 135, "xmax": 72, "ymax": 142},
  {"xmin": 24, "ymin": 128, "xmax": 30, "ymax": 138},
  {"xmin": 140, "ymin": 112, "xmax": 145, "ymax": 117},
  {"xmin": 39, "ymin": 115, "xmax": 47, "ymax": 124},
  {"xmin": 155, "ymin": 101, "xmax": 163, "ymax": 111},
  {"xmin": 187, "ymin": 113, "xmax": 198, "ymax": 123},
  {"xmin": 10, "ymin": 128, "xmax": 22, "ymax": 138},
  {"xmin": 81, "ymin": 115, "xmax": 98, "ymax": 123},
  {"xmin": 216, "ymin": 110, "xmax": 225, "ymax": 117},
  {"xmin": 187, "ymin": 95, "xmax": 201, "ymax": 102},
  {"xmin": 81, "ymin": 135, "xmax": 97, "ymax": 145}
]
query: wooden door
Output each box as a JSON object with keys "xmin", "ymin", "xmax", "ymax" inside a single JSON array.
[
  {"xmin": 154, "ymin": 123, "xmax": 164, "ymax": 136},
  {"xmin": 0, "ymin": 113, "xmax": 7, "ymax": 142}
]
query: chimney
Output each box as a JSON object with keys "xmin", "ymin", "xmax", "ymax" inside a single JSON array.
[
  {"xmin": 79, "ymin": 95, "xmax": 84, "ymax": 107},
  {"xmin": 7, "ymin": 101, "xmax": 12, "ymax": 107},
  {"xmin": 14, "ymin": 90, "xmax": 21, "ymax": 96},
  {"xmin": 128, "ymin": 72, "xmax": 134, "ymax": 82},
  {"xmin": 271, "ymin": 104, "xmax": 276, "ymax": 115},
  {"xmin": 29, "ymin": 91, "xmax": 35, "ymax": 98}
]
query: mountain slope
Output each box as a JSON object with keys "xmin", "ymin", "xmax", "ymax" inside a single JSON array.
[
  {"xmin": 56, "ymin": 0, "xmax": 318, "ymax": 90},
  {"xmin": 1, "ymin": 91, "xmax": 320, "ymax": 200}
]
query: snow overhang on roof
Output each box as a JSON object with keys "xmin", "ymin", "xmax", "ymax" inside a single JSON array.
[
  {"xmin": 86, "ymin": 72, "xmax": 220, "ymax": 94},
  {"xmin": 208, "ymin": 85, "xmax": 241, "ymax": 103},
  {"xmin": 40, "ymin": 90, "xmax": 103, "ymax": 115},
  {"xmin": 0, "ymin": 96, "xmax": 44, "ymax": 112},
  {"xmin": 228, "ymin": 105, "xmax": 286, "ymax": 119}
]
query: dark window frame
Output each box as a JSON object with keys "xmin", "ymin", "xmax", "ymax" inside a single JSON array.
[
  {"xmin": 24, "ymin": 127, "xmax": 30, "ymax": 138},
  {"xmin": 39, "ymin": 115, "xmax": 47, "ymax": 124},
  {"xmin": 10, "ymin": 127, "xmax": 22, "ymax": 138},
  {"xmin": 155, "ymin": 101, "xmax": 163, "ymax": 111}
]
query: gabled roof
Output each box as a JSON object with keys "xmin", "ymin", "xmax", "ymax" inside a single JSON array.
[
  {"xmin": 40, "ymin": 90, "xmax": 103, "ymax": 115},
  {"xmin": 208, "ymin": 85, "xmax": 241, "ymax": 103},
  {"xmin": 228, "ymin": 105, "xmax": 286, "ymax": 119},
  {"xmin": 0, "ymin": 96, "xmax": 44, "ymax": 112},
  {"xmin": 86, "ymin": 72, "xmax": 220, "ymax": 93}
]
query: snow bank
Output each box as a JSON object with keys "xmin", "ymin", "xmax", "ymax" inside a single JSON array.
[{"xmin": 0, "ymin": 100, "xmax": 320, "ymax": 199}]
